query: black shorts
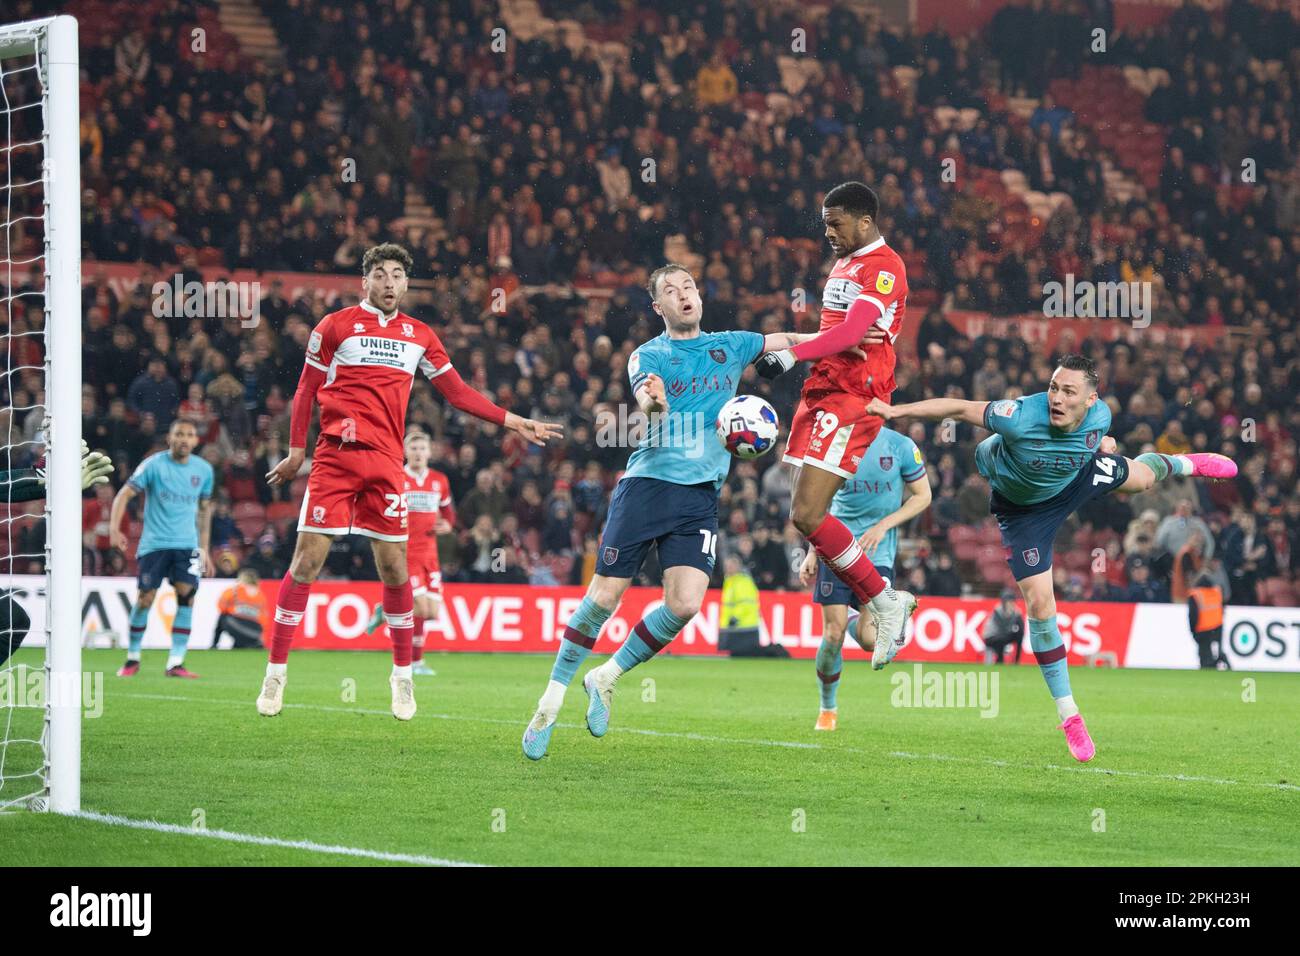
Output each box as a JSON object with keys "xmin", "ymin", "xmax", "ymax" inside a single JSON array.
[
  {"xmin": 137, "ymin": 548, "xmax": 201, "ymax": 591},
  {"xmin": 991, "ymin": 454, "xmax": 1129, "ymax": 580},
  {"xmin": 596, "ymin": 476, "xmax": 719, "ymax": 578}
]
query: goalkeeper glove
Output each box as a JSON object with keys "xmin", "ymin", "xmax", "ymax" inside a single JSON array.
[
  {"xmin": 754, "ymin": 349, "xmax": 796, "ymax": 380},
  {"xmin": 34, "ymin": 440, "xmax": 114, "ymax": 490}
]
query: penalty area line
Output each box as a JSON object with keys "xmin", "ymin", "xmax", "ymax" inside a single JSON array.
[{"xmin": 65, "ymin": 810, "xmax": 485, "ymax": 867}]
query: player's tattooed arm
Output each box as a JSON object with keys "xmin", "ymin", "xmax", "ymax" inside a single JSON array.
[
  {"xmin": 109, "ymin": 482, "xmax": 139, "ymax": 552},
  {"xmin": 196, "ymin": 498, "xmax": 213, "ymax": 576},
  {"xmin": 868, "ymin": 397, "xmax": 989, "ymax": 428}
]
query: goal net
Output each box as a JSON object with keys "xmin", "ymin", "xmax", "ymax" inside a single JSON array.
[{"xmin": 0, "ymin": 15, "xmax": 81, "ymax": 815}]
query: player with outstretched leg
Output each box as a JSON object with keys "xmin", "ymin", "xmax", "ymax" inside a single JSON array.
[{"xmin": 870, "ymin": 354, "xmax": 1237, "ymax": 761}]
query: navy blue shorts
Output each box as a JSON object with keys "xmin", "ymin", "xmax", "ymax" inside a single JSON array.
[
  {"xmin": 813, "ymin": 561, "xmax": 894, "ymax": 606},
  {"xmin": 137, "ymin": 548, "xmax": 201, "ymax": 592},
  {"xmin": 597, "ymin": 477, "xmax": 719, "ymax": 578},
  {"xmin": 992, "ymin": 453, "xmax": 1129, "ymax": 580}
]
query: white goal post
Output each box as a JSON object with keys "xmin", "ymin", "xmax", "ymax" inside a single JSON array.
[{"xmin": 0, "ymin": 15, "xmax": 81, "ymax": 814}]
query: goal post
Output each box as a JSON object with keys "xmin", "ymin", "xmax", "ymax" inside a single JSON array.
[{"xmin": 0, "ymin": 14, "xmax": 81, "ymax": 814}]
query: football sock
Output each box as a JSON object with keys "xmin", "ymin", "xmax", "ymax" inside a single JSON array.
[
  {"xmin": 1029, "ymin": 617, "xmax": 1075, "ymax": 714},
  {"xmin": 412, "ymin": 617, "xmax": 426, "ymax": 662},
  {"xmin": 126, "ymin": 606, "xmax": 149, "ymax": 660},
  {"xmin": 807, "ymin": 513, "xmax": 887, "ymax": 602},
  {"xmin": 1136, "ymin": 452, "xmax": 1192, "ymax": 482},
  {"xmin": 270, "ymin": 574, "xmax": 313, "ymax": 665},
  {"xmin": 845, "ymin": 610, "xmax": 866, "ymax": 650},
  {"xmin": 606, "ymin": 605, "xmax": 691, "ymax": 677},
  {"xmin": 815, "ymin": 638, "xmax": 842, "ymax": 710},
  {"xmin": 539, "ymin": 597, "xmax": 614, "ymax": 712},
  {"xmin": 383, "ymin": 583, "xmax": 414, "ymax": 667},
  {"xmin": 167, "ymin": 604, "xmax": 192, "ymax": 668}
]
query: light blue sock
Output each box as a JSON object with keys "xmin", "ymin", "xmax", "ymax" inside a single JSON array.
[
  {"xmin": 612, "ymin": 605, "xmax": 690, "ymax": 673},
  {"xmin": 815, "ymin": 639, "xmax": 842, "ymax": 709},
  {"xmin": 170, "ymin": 605, "xmax": 193, "ymax": 666},
  {"xmin": 1029, "ymin": 617, "xmax": 1072, "ymax": 699},
  {"xmin": 549, "ymin": 597, "xmax": 613, "ymax": 687},
  {"xmin": 127, "ymin": 606, "xmax": 149, "ymax": 660}
]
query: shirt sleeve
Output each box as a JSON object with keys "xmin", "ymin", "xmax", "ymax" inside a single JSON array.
[
  {"xmin": 983, "ymin": 397, "xmax": 1027, "ymax": 438},
  {"xmin": 628, "ymin": 346, "xmax": 662, "ymax": 395},
  {"xmin": 418, "ymin": 329, "xmax": 453, "ymax": 380},
  {"xmin": 200, "ymin": 463, "xmax": 214, "ymax": 500},
  {"xmin": 304, "ymin": 315, "xmax": 337, "ymax": 373},
  {"xmin": 900, "ymin": 436, "xmax": 927, "ymax": 482},
  {"xmin": 732, "ymin": 330, "xmax": 765, "ymax": 366},
  {"xmin": 855, "ymin": 264, "xmax": 908, "ymax": 338},
  {"xmin": 127, "ymin": 455, "xmax": 153, "ymax": 492}
]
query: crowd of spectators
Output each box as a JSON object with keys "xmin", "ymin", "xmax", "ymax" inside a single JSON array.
[{"xmin": 2, "ymin": 0, "xmax": 1296, "ymax": 604}]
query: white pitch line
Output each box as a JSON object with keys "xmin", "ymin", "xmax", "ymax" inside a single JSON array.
[
  {"xmin": 114, "ymin": 692, "xmax": 1300, "ymax": 794},
  {"xmin": 66, "ymin": 810, "xmax": 484, "ymax": 867}
]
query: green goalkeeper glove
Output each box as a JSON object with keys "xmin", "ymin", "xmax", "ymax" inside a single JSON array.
[{"xmin": 33, "ymin": 440, "xmax": 114, "ymax": 491}]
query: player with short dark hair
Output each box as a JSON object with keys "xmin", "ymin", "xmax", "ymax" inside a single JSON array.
[
  {"xmin": 260, "ymin": 243, "xmax": 561, "ymax": 720},
  {"xmin": 753, "ymin": 181, "xmax": 918, "ymax": 671},
  {"xmin": 869, "ymin": 354, "xmax": 1237, "ymax": 760},
  {"xmin": 110, "ymin": 418, "xmax": 212, "ymax": 677}
]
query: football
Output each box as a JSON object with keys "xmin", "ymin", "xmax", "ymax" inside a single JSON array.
[{"xmin": 716, "ymin": 395, "xmax": 780, "ymax": 460}]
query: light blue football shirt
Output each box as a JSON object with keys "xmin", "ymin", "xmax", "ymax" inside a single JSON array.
[
  {"xmin": 974, "ymin": 391, "xmax": 1112, "ymax": 505},
  {"xmin": 127, "ymin": 451, "xmax": 215, "ymax": 555},
  {"xmin": 829, "ymin": 427, "xmax": 927, "ymax": 568},
  {"xmin": 622, "ymin": 329, "xmax": 766, "ymax": 490}
]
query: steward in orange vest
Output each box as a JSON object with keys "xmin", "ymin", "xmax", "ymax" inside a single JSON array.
[{"xmin": 1187, "ymin": 575, "xmax": 1228, "ymax": 670}]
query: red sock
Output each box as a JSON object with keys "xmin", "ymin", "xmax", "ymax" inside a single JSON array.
[
  {"xmin": 807, "ymin": 513, "xmax": 886, "ymax": 603},
  {"xmin": 412, "ymin": 617, "xmax": 425, "ymax": 662},
  {"xmin": 271, "ymin": 574, "xmax": 313, "ymax": 664},
  {"xmin": 384, "ymin": 583, "xmax": 414, "ymax": 667}
]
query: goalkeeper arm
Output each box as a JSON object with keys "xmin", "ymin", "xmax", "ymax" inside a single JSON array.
[{"xmin": 2, "ymin": 441, "xmax": 114, "ymax": 502}]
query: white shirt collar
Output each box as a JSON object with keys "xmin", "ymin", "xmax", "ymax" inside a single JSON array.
[
  {"xmin": 847, "ymin": 236, "xmax": 886, "ymax": 260},
  {"xmin": 358, "ymin": 298, "xmax": 397, "ymax": 326}
]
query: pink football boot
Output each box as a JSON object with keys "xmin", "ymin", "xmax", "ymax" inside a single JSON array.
[
  {"xmin": 1183, "ymin": 453, "xmax": 1237, "ymax": 479},
  {"xmin": 1059, "ymin": 713, "xmax": 1096, "ymax": 762}
]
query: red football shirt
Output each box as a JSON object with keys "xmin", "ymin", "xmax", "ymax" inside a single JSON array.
[
  {"xmin": 304, "ymin": 300, "xmax": 452, "ymax": 460},
  {"xmin": 403, "ymin": 465, "xmax": 453, "ymax": 558},
  {"xmin": 815, "ymin": 236, "xmax": 909, "ymax": 396}
]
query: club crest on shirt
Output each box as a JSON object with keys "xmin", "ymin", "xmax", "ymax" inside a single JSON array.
[
  {"xmin": 1022, "ymin": 548, "xmax": 1040, "ymax": 567},
  {"xmin": 875, "ymin": 271, "xmax": 895, "ymax": 294},
  {"xmin": 401, "ymin": 322, "xmax": 414, "ymax": 338},
  {"xmin": 709, "ymin": 348, "xmax": 726, "ymax": 364},
  {"xmin": 1086, "ymin": 430, "xmax": 1100, "ymax": 449},
  {"xmin": 879, "ymin": 455, "xmax": 893, "ymax": 470},
  {"xmin": 190, "ymin": 475, "xmax": 201, "ymax": 487},
  {"xmin": 603, "ymin": 546, "xmax": 619, "ymax": 565}
]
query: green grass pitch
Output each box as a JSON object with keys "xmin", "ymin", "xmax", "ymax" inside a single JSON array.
[{"xmin": 2, "ymin": 648, "xmax": 1297, "ymax": 866}]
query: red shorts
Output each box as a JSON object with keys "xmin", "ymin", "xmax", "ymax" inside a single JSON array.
[
  {"xmin": 782, "ymin": 385, "xmax": 885, "ymax": 480},
  {"xmin": 408, "ymin": 550, "xmax": 443, "ymax": 598},
  {"xmin": 297, "ymin": 436, "xmax": 408, "ymax": 541}
]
